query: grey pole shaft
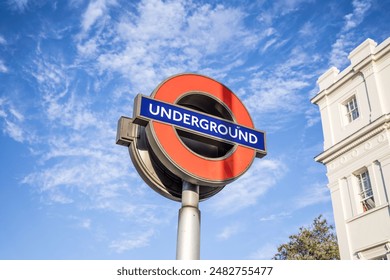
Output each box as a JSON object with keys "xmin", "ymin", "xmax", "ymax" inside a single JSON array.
[{"xmin": 176, "ymin": 181, "xmax": 200, "ymax": 260}]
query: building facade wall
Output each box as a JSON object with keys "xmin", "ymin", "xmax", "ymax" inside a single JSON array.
[{"xmin": 312, "ymin": 37, "xmax": 390, "ymax": 260}]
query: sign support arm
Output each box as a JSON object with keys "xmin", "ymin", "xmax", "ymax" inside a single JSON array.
[{"xmin": 176, "ymin": 181, "xmax": 200, "ymax": 260}]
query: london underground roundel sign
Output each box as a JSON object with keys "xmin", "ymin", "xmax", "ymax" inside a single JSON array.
[{"xmin": 117, "ymin": 73, "xmax": 266, "ymax": 201}]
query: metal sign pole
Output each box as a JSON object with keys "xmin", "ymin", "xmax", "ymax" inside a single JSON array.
[{"xmin": 176, "ymin": 181, "xmax": 200, "ymax": 260}]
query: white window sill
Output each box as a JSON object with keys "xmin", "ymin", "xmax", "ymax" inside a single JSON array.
[{"xmin": 346, "ymin": 203, "xmax": 389, "ymax": 223}]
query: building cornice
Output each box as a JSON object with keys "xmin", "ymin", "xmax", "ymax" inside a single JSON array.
[
  {"xmin": 315, "ymin": 114, "xmax": 390, "ymax": 164},
  {"xmin": 311, "ymin": 37, "xmax": 390, "ymax": 105}
]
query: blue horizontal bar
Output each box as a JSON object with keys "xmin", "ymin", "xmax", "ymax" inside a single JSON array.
[{"xmin": 138, "ymin": 96, "xmax": 266, "ymax": 152}]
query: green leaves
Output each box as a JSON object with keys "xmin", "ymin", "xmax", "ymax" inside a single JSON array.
[{"xmin": 273, "ymin": 215, "xmax": 340, "ymax": 260}]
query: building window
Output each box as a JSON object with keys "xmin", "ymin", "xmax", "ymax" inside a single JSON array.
[
  {"xmin": 344, "ymin": 96, "xmax": 359, "ymax": 123},
  {"xmin": 356, "ymin": 169, "xmax": 375, "ymax": 212}
]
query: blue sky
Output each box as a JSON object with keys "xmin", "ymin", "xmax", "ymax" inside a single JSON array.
[{"xmin": 0, "ymin": 0, "xmax": 389, "ymax": 260}]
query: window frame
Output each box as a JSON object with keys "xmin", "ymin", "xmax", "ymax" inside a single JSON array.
[
  {"xmin": 343, "ymin": 95, "xmax": 360, "ymax": 124},
  {"xmin": 355, "ymin": 168, "xmax": 375, "ymax": 212}
]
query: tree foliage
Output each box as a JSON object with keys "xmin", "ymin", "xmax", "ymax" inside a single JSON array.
[{"xmin": 273, "ymin": 215, "xmax": 340, "ymax": 260}]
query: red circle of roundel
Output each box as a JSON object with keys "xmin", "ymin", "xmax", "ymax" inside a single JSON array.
[{"xmin": 150, "ymin": 73, "xmax": 256, "ymax": 185}]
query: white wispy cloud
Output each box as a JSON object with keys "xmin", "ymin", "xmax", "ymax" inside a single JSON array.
[
  {"xmin": 0, "ymin": 99, "xmax": 30, "ymax": 143},
  {"xmin": 329, "ymin": 0, "xmax": 373, "ymax": 68},
  {"xmin": 79, "ymin": 218, "xmax": 92, "ymax": 230},
  {"xmin": 30, "ymin": 56, "xmax": 108, "ymax": 134},
  {"xmin": 343, "ymin": 0, "xmax": 372, "ymax": 32},
  {"xmin": 20, "ymin": 52, "xmax": 147, "ymax": 211},
  {"xmin": 256, "ymin": 180, "xmax": 329, "ymax": 226},
  {"xmin": 329, "ymin": 34, "xmax": 356, "ymax": 69},
  {"xmin": 246, "ymin": 75, "xmax": 309, "ymax": 114},
  {"xmin": 7, "ymin": 16, "xmax": 192, "ymax": 255},
  {"xmin": 110, "ymin": 229, "xmax": 154, "ymax": 253},
  {"xmin": 244, "ymin": 46, "xmax": 314, "ymax": 118},
  {"xmin": 77, "ymin": 0, "xmax": 259, "ymax": 91},
  {"xmin": 257, "ymin": 0, "xmax": 313, "ymax": 25},
  {"xmin": 22, "ymin": 144, "xmax": 140, "ymax": 202},
  {"xmin": 293, "ymin": 182, "xmax": 330, "ymax": 209},
  {"xmin": 29, "ymin": 56, "xmax": 69, "ymax": 98},
  {"xmin": 6, "ymin": 0, "xmax": 29, "ymax": 12},
  {"xmin": 209, "ymin": 158, "xmax": 287, "ymax": 215},
  {"xmin": 0, "ymin": 60, "xmax": 8, "ymax": 73},
  {"xmin": 249, "ymin": 243, "xmax": 277, "ymax": 260},
  {"xmin": 259, "ymin": 211, "xmax": 291, "ymax": 222},
  {"xmin": 69, "ymin": 216, "xmax": 92, "ymax": 230},
  {"xmin": 278, "ymin": 0, "xmax": 314, "ymax": 15},
  {"xmin": 0, "ymin": 35, "xmax": 6, "ymax": 45},
  {"xmin": 1, "ymin": 114, "xmax": 18, "ymax": 142},
  {"xmin": 81, "ymin": 0, "xmax": 117, "ymax": 33},
  {"xmin": 8, "ymin": 107, "xmax": 24, "ymax": 121},
  {"xmin": 305, "ymin": 105, "xmax": 321, "ymax": 128},
  {"xmin": 0, "ymin": 98, "xmax": 5, "ymax": 116},
  {"xmin": 261, "ymin": 38, "xmax": 278, "ymax": 53},
  {"xmin": 217, "ymin": 223, "xmax": 242, "ymax": 241},
  {"xmin": 3, "ymin": 119, "xmax": 24, "ymax": 143},
  {"xmin": 299, "ymin": 21, "xmax": 315, "ymax": 37}
]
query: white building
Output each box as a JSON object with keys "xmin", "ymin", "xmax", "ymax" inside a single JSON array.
[{"xmin": 311, "ymin": 37, "xmax": 390, "ymax": 260}]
